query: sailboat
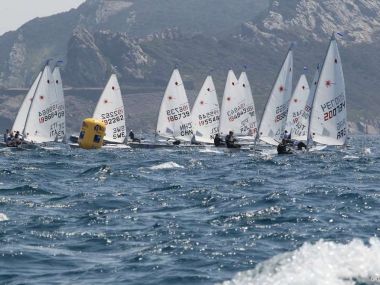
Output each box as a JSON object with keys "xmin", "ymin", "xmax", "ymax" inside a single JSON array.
[
  {"xmin": 284, "ymin": 74, "xmax": 310, "ymax": 140},
  {"xmin": 92, "ymin": 74, "xmax": 126, "ymax": 144},
  {"xmin": 191, "ymin": 76, "xmax": 220, "ymax": 144},
  {"xmin": 21, "ymin": 63, "xmax": 66, "ymax": 144},
  {"xmin": 257, "ymin": 46, "xmax": 293, "ymax": 145},
  {"xmin": 308, "ymin": 33, "xmax": 347, "ymax": 147},
  {"xmin": 156, "ymin": 69, "xmax": 193, "ymax": 142}
]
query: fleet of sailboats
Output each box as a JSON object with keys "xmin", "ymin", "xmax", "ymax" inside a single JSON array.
[{"xmin": 4, "ymin": 33, "xmax": 349, "ymax": 153}]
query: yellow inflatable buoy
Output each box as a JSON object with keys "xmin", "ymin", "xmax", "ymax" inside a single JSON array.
[{"xmin": 78, "ymin": 118, "xmax": 106, "ymax": 149}]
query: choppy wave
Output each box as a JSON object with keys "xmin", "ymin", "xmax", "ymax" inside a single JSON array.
[
  {"xmin": 0, "ymin": 135, "xmax": 379, "ymax": 285},
  {"xmin": 220, "ymin": 238, "xmax": 380, "ymax": 285}
]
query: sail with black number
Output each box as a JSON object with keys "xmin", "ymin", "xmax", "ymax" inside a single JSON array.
[
  {"xmin": 191, "ymin": 76, "xmax": 220, "ymax": 144},
  {"xmin": 156, "ymin": 69, "xmax": 193, "ymax": 141},
  {"xmin": 220, "ymin": 70, "xmax": 255, "ymax": 136},
  {"xmin": 308, "ymin": 34, "xmax": 347, "ymax": 146},
  {"xmin": 52, "ymin": 66, "xmax": 66, "ymax": 141},
  {"xmin": 23, "ymin": 64, "xmax": 65, "ymax": 143},
  {"xmin": 285, "ymin": 74, "xmax": 309, "ymax": 140},
  {"xmin": 93, "ymin": 74, "xmax": 126, "ymax": 143},
  {"xmin": 257, "ymin": 47, "xmax": 293, "ymax": 145},
  {"xmin": 238, "ymin": 71, "xmax": 258, "ymax": 138}
]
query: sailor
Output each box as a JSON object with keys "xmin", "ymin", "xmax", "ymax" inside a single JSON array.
[
  {"xmin": 293, "ymin": 140, "xmax": 307, "ymax": 151},
  {"xmin": 283, "ymin": 130, "xmax": 292, "ymax": 143},
  {"xmin": 14, "ymin": 131, "xmax": 22, "ymax": 145},
  {"xmin": 225, "ymin": 131, "xmax": 241, "ymax": 149},
  {"xmin": 277, "ymin": 139, "xmax": 292, "ymax": 154},
  {"xmin": 129, "ymin": 130, "xmax": 141, "ymax": 143},
  {"xmin": 213, "ymin": 134, "xmax": 224, "ymax": 147},
  {"xmin": 172, "ymin": 139, "xmax": 181, "ymax": 145}
]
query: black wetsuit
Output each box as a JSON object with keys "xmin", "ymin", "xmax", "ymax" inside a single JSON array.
[
  {"xmin": 277, "ymin": 142, "xmax": 291, "ymax": 154},
  {"xmin": 225, "ymin": 134, "xmax": 241, "ymax": 149},
  {"xmin": 214, "ymin": 136, "xmax": 224, "ymax": 147}
]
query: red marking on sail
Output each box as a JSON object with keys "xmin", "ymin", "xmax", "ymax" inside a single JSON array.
[
  {"xmin": 279, "ymin": 86, "xmax": 284, "ymax": 92},
  {"xmin": 40, "ymin": 96, "xmax": 44, "ymax": 100},
  {"xmin": 325, "ymin": 80, "xmax": 332, "ymax": 87},
  {"xmin": 227, "ymin": 97, "xmax": 231, "ymax": 101},
  {"xmin": 104, "ymin": 100, "xmax": 108, "ymax": 104},
  {"xmin": 168, "ymin": 96, "xmax": 173, "ymax": 100}
]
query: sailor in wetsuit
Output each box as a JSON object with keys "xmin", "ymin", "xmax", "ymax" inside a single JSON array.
[
  {"xmin": 129, "ymin": 130, "xmax": 141, "ymax": 143},
  {"xmin": 277, "ymin": 139, "xmax": 292, "ymax": 154},
  {"xmin": 225, "ymin": 131, "xmax": 241, "ymax": 149},
  {"xmin": 213, "ymin": 134, "xmax": 225, "ymax": 147}
]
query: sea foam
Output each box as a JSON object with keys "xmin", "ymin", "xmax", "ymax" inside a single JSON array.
[
  {"xmin": 149, "ymin": 161, "xmax": 185, "ymax": 170},
  {"xmin": 220, "ymin": 238, "xmax": 380, "ymax": 285},
  {"xmin": 0, "ymin": 213, "xmax": 9, "ymax": 222}
]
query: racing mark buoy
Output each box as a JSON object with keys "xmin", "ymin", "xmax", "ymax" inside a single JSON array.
[{"xmin": 78, "ymin": 118, "xmax": 106, "ymax": 149}]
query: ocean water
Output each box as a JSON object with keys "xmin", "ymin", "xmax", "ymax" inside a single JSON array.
[{"xmin": 0, "ymin": 136, "xmax": 379, "ymax": 285}]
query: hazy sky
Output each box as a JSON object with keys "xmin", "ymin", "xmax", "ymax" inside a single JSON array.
[{"xmin": 0, "ymin": 0, "xmax": 86, "ymax": 35}]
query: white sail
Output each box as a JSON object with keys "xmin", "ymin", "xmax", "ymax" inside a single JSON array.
[
  {"xmin": 11, "ymin": 72, "xmax": 42, "ymax": 133},
  {"xmin": 191, "ymin": 76, "xmax": 220, "ymax": 144},
  {"xmin": 156, "ymin": 69, "xmax": 193, "ymax": 141},
  {"xmin": 23, "ymin": 65, "xmax": 64, "ymax": 143},
  {"xmin": 238, "ymin": 71, "xmax": 258, "ymax": 137},
  {"xmin": 294, "ymin": 66, "xmax": 321, "ymax": 141},
  {"xmin": 93, "ymin": 74, "xmax": 126, "ymax": 143},
  {"xmin": 52, "ymin": 66, "xmax": 66, "ymax": 141},
  {"xmin": 309, "ymin": 35, "xmax": 347, "ymax": 146},
  {"xmin": 219, "ymin": 70, "xmax": 242, "ymax": 136},
  {"xmin": 285, "ymin": 74, "xmax": 309, "ymax": 140},
  {"xmin": 258, "ymin": 48, "xmax": 293, "ymax": 145}
]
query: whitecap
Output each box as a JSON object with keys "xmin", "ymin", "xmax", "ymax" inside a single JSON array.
[
  {"xmin": 343, "ymin": 155, "xmax": 360, "ymax": 160},
  {"xmin": 199, "ymin": 147, "xmax": 223, "ymax": 154},
  {"xmin": 149, "ymin": 161, "xmax": 185, "ymax": 170},
  {"xmin": 0, "ymin": 213, "xmax": 9, "ymax": 222},
  {"xmin": 219, "ymin": 238, "xmax": 380, "ymax": 285}
]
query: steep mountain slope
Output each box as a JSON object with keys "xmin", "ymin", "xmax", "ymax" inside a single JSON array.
[{"xmin": 0, "ymin": 0, "xmax": 269, "ymax": 87}]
